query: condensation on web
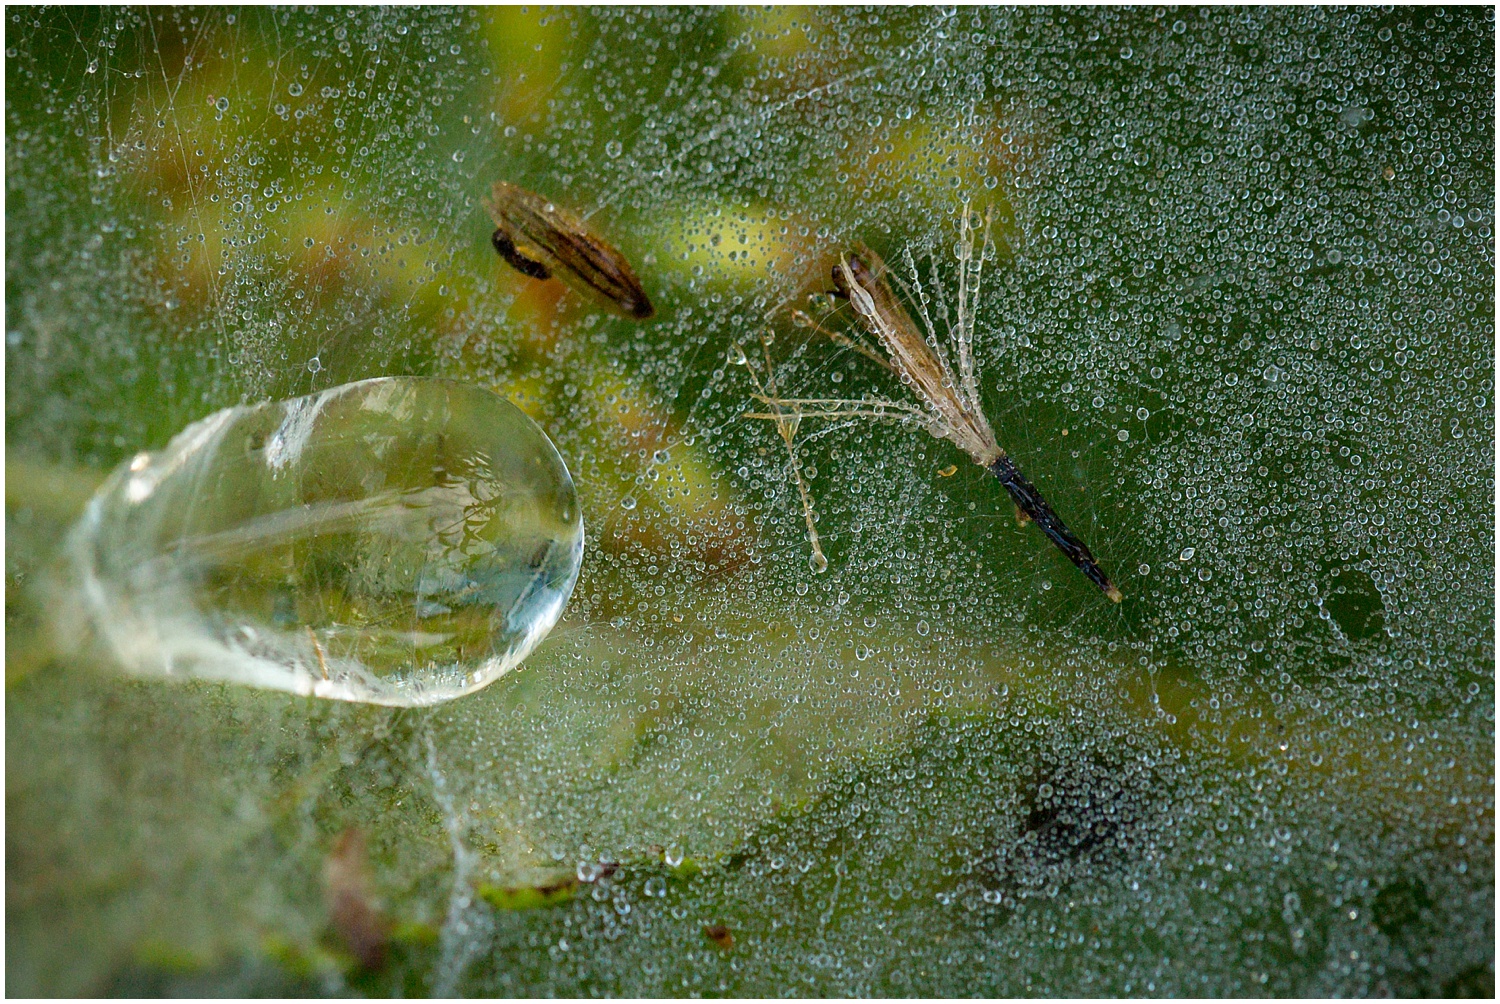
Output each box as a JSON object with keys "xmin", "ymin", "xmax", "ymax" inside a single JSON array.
[{"xmin": 5, "ymin": 7, "xmax": 1491, "ymax": 996}]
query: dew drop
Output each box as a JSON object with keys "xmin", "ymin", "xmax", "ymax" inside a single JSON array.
[
  {"xmin": 809, "ymin": 551, "xmax": 829, "ymax": 574},
  {"xmin": 60, "ymin": 378, "xmax": 583, "ymax": 706}
]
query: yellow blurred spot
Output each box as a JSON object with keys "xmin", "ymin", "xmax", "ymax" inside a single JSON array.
[
  {"xmin": 484, "ymin": 9, "xmax": 570, "ymax": 123},
  {"xmin": 659, "ymin": 202, "xmax": 815, "ymax": 288},
  {"xmin": 728, "ymin": 8, "xmax": 824, "ymax": 61}
]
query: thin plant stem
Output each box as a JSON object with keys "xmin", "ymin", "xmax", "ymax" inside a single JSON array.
[{"xmin": 737, "ymin": 336, "xmax": 828, "ymax": 572}]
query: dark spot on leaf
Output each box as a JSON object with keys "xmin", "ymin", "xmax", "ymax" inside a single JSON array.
[
  {"xmin": 982, "ymin": 757, "xmax": 1152, "ymax": 900},
  {"xmin": 1325, "ymin": 567, "xmax": 1386, "ymax": 641},
  {"xmin": 1444, "ymin": 964, "xmax": 1495, "ymax": 998},
  {"xmin": 1372, "ymin": 877, "xmax": 1430, "ymax": 937}
]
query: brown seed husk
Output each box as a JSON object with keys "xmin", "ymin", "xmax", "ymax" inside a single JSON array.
[{"xmin": 484, "ymin": 180, "xmax": 655, "ymax": 319}]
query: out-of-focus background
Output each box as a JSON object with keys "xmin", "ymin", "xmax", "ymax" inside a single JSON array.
[{"xmin": 6, "ymin": 7, "xmax": 1492, "ymax": 995}]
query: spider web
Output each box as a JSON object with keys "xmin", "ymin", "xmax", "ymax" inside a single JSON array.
[{"xmin": 6, "ymin": 7, "xmax": 1493, "ymax": 996}]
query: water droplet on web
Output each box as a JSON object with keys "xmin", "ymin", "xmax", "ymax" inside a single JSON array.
[
  {"xmin": 808, "ymin": 551, "xmax": 829, "ymax": 574},
  {"xmin": 60, "ymin": 378, "xmax": 582, "ymax": 706},
  {"xmin": 605, "ymin": 139, "xmax": 623, "ymax": 158},
  {"xmin": 1179, "ymin": 547, "xmax": 1195, "ymax": 561}
]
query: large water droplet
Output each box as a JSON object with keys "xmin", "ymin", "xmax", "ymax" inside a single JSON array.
[{"xmin": 60, "ymin": 377, "xmax": 582, "ymax": 706}]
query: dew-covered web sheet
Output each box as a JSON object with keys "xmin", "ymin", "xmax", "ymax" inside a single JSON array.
[{"xmin": 6, "ymin": 7, "xmax": 1493, "ymax": 996}]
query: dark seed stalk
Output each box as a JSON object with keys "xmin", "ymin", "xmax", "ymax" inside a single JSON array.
[{"xmin": 988, "ymin": 455, "xmax": 1122, "ymax": 602}]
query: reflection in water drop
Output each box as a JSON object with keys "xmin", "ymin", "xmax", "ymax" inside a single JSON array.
[{"xmin": 60, "ymin": 377, "xmax": 583, "ymax": 706}]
